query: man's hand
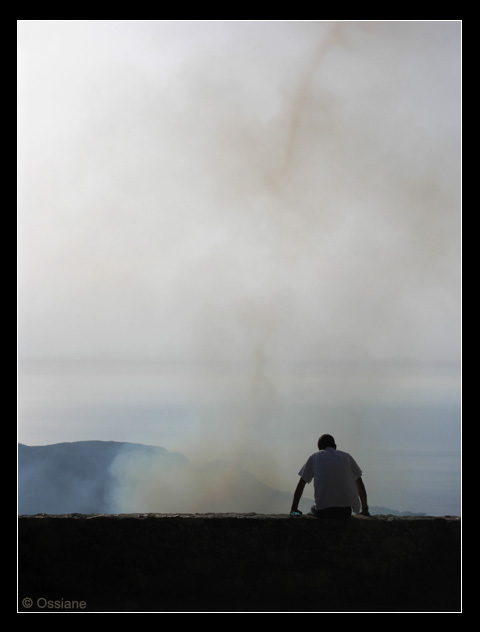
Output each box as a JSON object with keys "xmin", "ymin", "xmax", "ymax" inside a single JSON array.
[
  {"xmin": 356, "ymin": 478, "xmax": 369, "ymax": 516},
  {"xmin": 291, "ymin": 477, "xmax": 306, "ymax": 516},
  {"xmin": 290, "ymin": 510, "xmax": 303, "ymax": 517}
]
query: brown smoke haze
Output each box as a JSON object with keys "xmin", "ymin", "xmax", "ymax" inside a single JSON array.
[{"xmin": 18, "ymin": 21, "xmax": 461, "ymax": 514}]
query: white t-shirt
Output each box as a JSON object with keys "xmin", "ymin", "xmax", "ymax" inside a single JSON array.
[{"xmin": 298, "ymin": 447, "xmax": 363, "ymax": 512}]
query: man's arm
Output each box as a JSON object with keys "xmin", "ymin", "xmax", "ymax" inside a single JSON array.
[
  {"xmin": 356, "ymin": 477, "xmax": 370, "ymax": 516},
  {"xmin": 290, "ymin": 477, "xmax": 306, "ymax": 513}
]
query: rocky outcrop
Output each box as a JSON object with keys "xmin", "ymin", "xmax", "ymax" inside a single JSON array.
[{"xmin": 18, "ymin": 513, "xmax": 461, "ymax": 612}]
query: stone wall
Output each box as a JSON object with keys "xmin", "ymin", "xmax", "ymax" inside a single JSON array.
[{"xmin": 18, "ymin": 513, "xmax": 461, "ymax": 612}]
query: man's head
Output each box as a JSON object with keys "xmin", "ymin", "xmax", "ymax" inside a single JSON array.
[{"xmin": 318, "ymin": 434, "xmax": 336, "ymax": 450}]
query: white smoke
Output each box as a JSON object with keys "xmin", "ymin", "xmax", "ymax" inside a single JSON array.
[{"xmin": 18, "ymin": 21, "xmax": 461, "ymax": 512}]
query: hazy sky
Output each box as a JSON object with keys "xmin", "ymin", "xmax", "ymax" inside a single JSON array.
[{"xmin": 17, "ymin": 21, "xmax": 461, "ymax": 513}]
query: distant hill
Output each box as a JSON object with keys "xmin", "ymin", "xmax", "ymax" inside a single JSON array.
[
  {"xmin": 17, "ymin": 441, "xmax": 188, "ymax": 515},
  {"xmin": 17, "ymin": 441, "xmax": 423, "ymax": 516}
]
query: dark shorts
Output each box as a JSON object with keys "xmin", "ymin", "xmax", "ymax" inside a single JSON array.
[{"xmin": 310, "ymin": 506, "xmax": 352, "ymax": 519}]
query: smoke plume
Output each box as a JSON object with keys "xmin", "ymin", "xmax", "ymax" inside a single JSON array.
[{"xmin": 18, "ymin": 21, "xmax": 461, "ymax": 512}]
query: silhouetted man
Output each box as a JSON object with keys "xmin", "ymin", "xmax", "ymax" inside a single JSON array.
[{"xmin": 290, "ymin": 434, "xmax": 370, "ymax": 518}]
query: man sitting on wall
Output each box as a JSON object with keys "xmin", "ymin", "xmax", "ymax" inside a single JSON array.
[{"xmin": 290, "ymin": 434, "xmax": 370, "ymax": 518}]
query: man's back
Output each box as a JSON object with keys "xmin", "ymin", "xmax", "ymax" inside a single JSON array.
[{"xmin": 298, "ymin": 447, "xmax": 362, "ymax": 512}]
